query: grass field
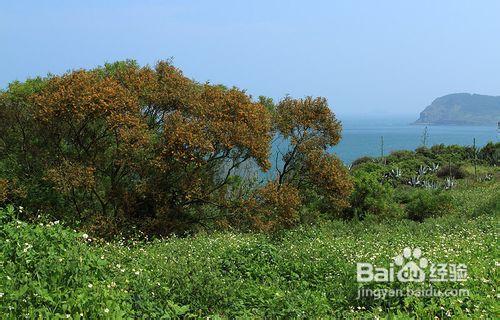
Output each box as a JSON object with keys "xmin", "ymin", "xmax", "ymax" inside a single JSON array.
[{"xmin": 1, "ymin": 180, "xmax": 498, "ymax": 318}]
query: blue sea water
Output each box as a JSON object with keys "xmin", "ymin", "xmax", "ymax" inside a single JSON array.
[
  {"xmin": 331, "ymin": 117, "xmax": 499, "ymax": 164},
  {"xmin": 253, "ymin": 116, "xmax": 498, "ymax": 179}
]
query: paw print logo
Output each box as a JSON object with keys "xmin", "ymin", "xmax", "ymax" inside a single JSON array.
[{"xmin": 394, "ymin": 247, "xmax": 428, "ymax": 282}]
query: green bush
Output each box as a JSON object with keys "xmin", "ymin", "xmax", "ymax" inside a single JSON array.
[
  {"xmin": 346, "ymin": 171, "xmax": 403, "ymax": 220},
  {"xmin": 405, "ymin": 190, "xmax": 454, "ymax": 221},
  {"xmin": 478, "ymin": 142, "xmax": 500, "ymax": 166},
  {"xmin": 436, "ymin": 164, "xmax": 466, "ymax": 179},
  {"xmin": 351, "ymin": 156, "xmax": 375, "ymax": 167}
]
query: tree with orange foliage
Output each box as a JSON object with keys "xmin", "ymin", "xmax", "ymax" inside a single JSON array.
[
  {"xmin": 32, "ymin": 70, "xmax": 150, "ymax": 220},
  {"xmin": 143, "ymin": 84, "xmax": 272, "ymax": 232},
  {"xmin": 246, "ymin": 181, "xmax": 302, "ymax": 232},
  {"xmin": 95, "ymin": 61, "xmax": 273, "ymax": 232},
  {"xmin": 0, "ymin": 60, "xmax": 352, "ymax": 235},
  {"xmin": 0, "ymin": 61, "xmax": 273, "ymax": 235},
  {"xmin": 256, "ymin": 96, "xmax": 352, "ymax": 228}
]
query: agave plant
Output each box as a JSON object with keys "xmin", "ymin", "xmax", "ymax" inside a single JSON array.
[
  {"xmin": 423, "ymin": 180, "xmax": 439, "ymax": 190},
  {"xmin": 390, "ymin": 167, "xmax": 402, "ymax": 179},
  {"xmin": 483, "ymin": 174, "xmax": 493, "ymax": 181},
  {"xmin": 429, "ymin": 163, "xmax": 440, "ymax": 173},
  {"xmin": 444, "ymin": 177, "xmax": 456, "ymax": 189},
  {"xmin": 408, "ymin": 175, "xmax": 422, "ymax": 187},
  {"xmin": 418, "ymin": 165, "xmax": 429, "ymax": 176}
]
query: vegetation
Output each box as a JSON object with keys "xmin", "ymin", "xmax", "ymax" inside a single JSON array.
[
  {"xmin": 1, "ymin": 178, "xmax": 498, "ymax": 318},
  {"xmin": 405, "ymin": 190, "xmax": 454, "ymax": 221},
  {"xmin": 0, "ymin": 61, "xmax": 498, "ymax": 318},
  {"xmin": 0, "ymin": 61, "xmax": 350, "ymax": 236}
]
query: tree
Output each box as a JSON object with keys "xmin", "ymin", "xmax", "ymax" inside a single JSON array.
[
  {"xmin": 143, "ymin": 83, "xmax": 272, "ymax": 232},
  {"xmin": 32, "ymin": 70, "xmax": 150, "ymax": 220},
  {"xmin": 266, "ymin": 96, "xmax": 353, "ymax": 222},
  {"xmin": 0, "ymin": 61, "xmax": 354, "ymax": 235},
  {"xmin": 0, "ymin": 77, "xmax": 51, "ymax": 212},
  {"xmin": 0, "ymin": 61, "xmax": 273, "ymax": 235}
]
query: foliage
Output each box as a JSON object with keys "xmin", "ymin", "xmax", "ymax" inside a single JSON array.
[
  {"xmin": 0, "ymin": 204, "xmax": 192, "ymax": 318},
  {"xmin": 478, "ymin": 142, "xmax": 500, "ymax": 166},
  {"xmin": 1, "ymin": 179, "xmax": 497, "ymax": 318},
  {"xmin": 34, "ymin": 70, "xmax": 150, "ymax": 221},
  {"xmin": 246, "ymin": 182, "xmax": 302, "ymax": 232},
  {"xmin": 0, "ymin": 179, "xmax": 7, "ymax": 204},
  {"xmin": 350, "ymin": 156, "xmax": 375, "ymax": 167},
  {"xmin": 405, "ymin": 189, "xmax": 454, "ymax": 221},
  {"xmin": 349, "ymin": 142, "xmax": 498, "ymax": 223},
  {"xmin": 346, "ymin": 171, "xmax": 403, "ymax": 220},
  {"xmin": 1, "ymin": 59, "xmax": 498, "ymax": 318},
  {"xmin": 0, "ymin": 61, "xmax": 275, "ymax": 235},
  {"xmin": 271, "ymin": 96, "xmax": 353, "ymax": 220},
  {"xmin": 436, "ymin": 164, "xmax": 466, "ymax": 179},
  {"xmin": 0, "ymin": 205, "xmax": 131, "ymax": 318}
]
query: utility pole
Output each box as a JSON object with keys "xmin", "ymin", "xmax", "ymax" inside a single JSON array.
[
  {"xmin": 380, "ymin": 136, "xmax": 385, "ymax": 164},
  {"xmin": 473, "ymin": 137, "xmax": 477, "ymax": 180}
]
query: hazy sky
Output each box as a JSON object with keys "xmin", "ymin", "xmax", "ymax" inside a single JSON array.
[{"xmin": 2, "ymin": 0, "xmax": 499, "ymax": 117}]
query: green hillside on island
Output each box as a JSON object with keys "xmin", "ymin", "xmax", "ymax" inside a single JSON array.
[{"xmin": 414, "ymin": 93, "xmax": 500, "ymax": 125}]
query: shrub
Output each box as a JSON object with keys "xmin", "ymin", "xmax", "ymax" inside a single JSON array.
[
  {"xmin": 478, "ymin": 142, "xmax": 500, "ymax": 166},
  {"xmin": 351, "ymin": 156, "xmax": 375, "ymax": 167},
  {"xmin": 0, "ymin": 62, "xmax": 357, "ymax": 236},
  {"xmin": 428, "ymin": 144, "xmax": 469, "ymax": 162},
  {"xmin": 346, "ymin": 171, "xmax": 403, "ymax": 220},
  {"xmin": 0, "ymin": 196, "xmax": 498, "ymax": 318},
  {"xmin": 415, "ymin": 146, "xmax": 432, "ymax": 158},
  {"xmin": 436, "ymin": 164, "xmax": 466, "ymax": 179},
  {"xmin": 393, "ymin": 186, "xmax": 415, "ymax": 204},
  {"xmin": 387, "ymin": 150, "xmax": 414, "ymax": 160},
  {"xmin": 405, "ymin": 190, "xmax": 454, "ymax": 221},
  {"xmin": 350, "ymin": 161, "xmax": 386, "ymax": 176}
]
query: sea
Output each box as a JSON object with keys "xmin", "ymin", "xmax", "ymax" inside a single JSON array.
[
  {"xmin": 240, "ymin": 116, "xmax": 498, "ymax": 179},
  {"xmin": 331, "ymin": 116, "xmax": 499, "ymax": 164}
]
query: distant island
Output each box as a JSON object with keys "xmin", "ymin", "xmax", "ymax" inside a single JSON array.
[{"xmin": 414, "ymin": 93, "xmax": 500, "ymax": 125}]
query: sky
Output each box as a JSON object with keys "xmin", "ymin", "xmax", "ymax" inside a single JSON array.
[{"xmin": 1, "ymin": 0, "xmax": 500, "ymax": 118}]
